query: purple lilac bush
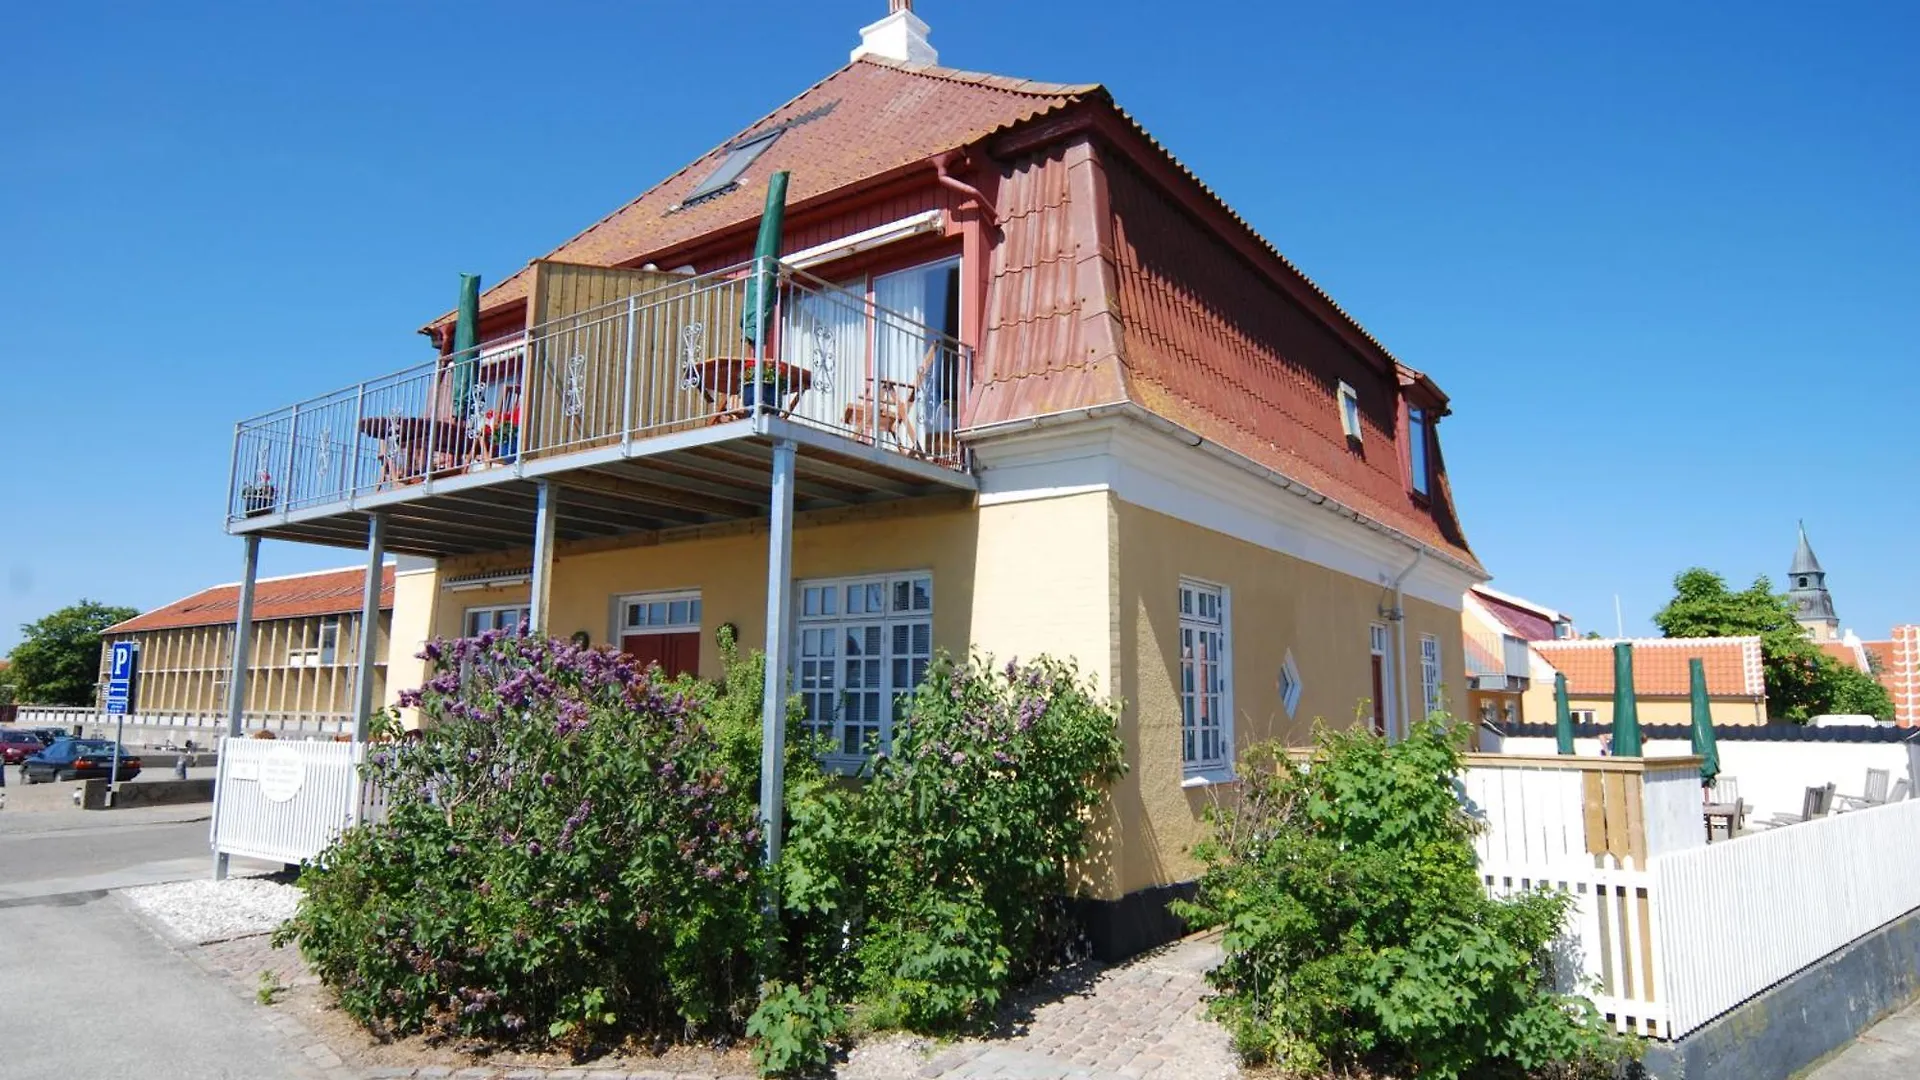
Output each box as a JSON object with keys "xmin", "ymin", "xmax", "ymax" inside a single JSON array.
[{"xmin": 276, "ymin": 632, "xmax": 764, "ymax": 1049}]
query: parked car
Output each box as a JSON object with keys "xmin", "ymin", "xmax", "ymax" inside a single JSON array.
[
  {"xmin": 19, "ymin": 739, "xmax": 141, "ymax": 784},
  {"xmin": 24, "ymin": 728, "xmax": 68, "ymax": 746},
  {"xmin": 0, "ymin": 730, "xmax": 45, "ymax": 764}
]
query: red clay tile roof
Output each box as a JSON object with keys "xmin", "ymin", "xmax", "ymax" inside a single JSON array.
[
  {"xmin": 1532, "ymin": 637, "xmax": 1765, "ymax": 698},
  {"xmin": 419, "ymin": 56, "xmax": 1478, "ymax": 568},
  {"xmin": 1819, "ymin": 640, "xmax": 1868, "ymax": 670},
  {"xmin": 1863, "ymin": 639, "xmax": 1896, "ymax": 674},
  {"xmin": 106, "ymin": 566, "xmax": 395, "ymax": 634},
  {"xmin": 427, "ymin": 59, "xmax": 1098, "ymax": 331}
]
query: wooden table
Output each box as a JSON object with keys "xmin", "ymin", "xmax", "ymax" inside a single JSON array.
[
  {"xmin": 357, "ymin": 415, "xmax": 467, "ymax": 485},
  {"xmin": 688, "ymin": 357, "xmax": 814, "ymax": 423}
]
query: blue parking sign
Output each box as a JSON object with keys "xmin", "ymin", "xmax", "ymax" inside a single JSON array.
[{"xmin": 106, "ymin": 641, "xmax": 139, "ymax": 715}]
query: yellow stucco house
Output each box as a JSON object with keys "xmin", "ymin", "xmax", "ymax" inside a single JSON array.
[{"xmin": 215, "ymin": 15, "xmax": 1484, "ymax": 953}]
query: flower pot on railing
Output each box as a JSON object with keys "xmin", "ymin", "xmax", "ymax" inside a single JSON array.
[
  {"xmin": 741, "ymin": 379, "xmax": 779, "ymax": 411},
  {"xmin": 493, "ymin": 432, "xmax": 518, "ymax": 461}
]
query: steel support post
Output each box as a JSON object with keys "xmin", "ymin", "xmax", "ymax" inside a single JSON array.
[
  {"xmin": 758, "ymin": 439, "xmax": 797, "ymax": 867},
  {"xmin": 214, "ymin": 534, "xmax": 261, "ymax": 880}
]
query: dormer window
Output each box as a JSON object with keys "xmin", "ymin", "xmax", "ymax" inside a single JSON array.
[
  {"xmin": 1337, "ymin": 382, "xmax": 1362, "ymax": 443},
  {"xmin": 684, "ymin": 127, "xmax": 784, "ymax": 205},
  {"xmin": 1408, "ymin": 407, "xmax": 1431, "ymax": 497}
]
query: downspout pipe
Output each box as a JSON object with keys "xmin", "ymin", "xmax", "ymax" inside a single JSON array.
[
  {"xmin": 1388, "ymin": 548, "xmax": 1426, "ymax": 741},
  {"xmin": 934, "ymin": 151, "xmax": 999, "ymax": 227}
]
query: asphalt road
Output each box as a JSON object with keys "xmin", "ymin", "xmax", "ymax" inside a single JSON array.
[
  {"xmin": 0, "ymin": 894, "xmax": 325, "ymax": 1080},
  {"xmin": 0, "ymin": 791, "xmax": 315, "ymax": 1079},
  {"xmin": 0, "ymin": 811, "xmax": 226, "ymax": 901}
]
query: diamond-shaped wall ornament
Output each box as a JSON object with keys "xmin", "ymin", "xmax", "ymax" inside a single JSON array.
[{"xmin": 1279, "ymin": 650, "xmax": 1303, "ymax": 719}]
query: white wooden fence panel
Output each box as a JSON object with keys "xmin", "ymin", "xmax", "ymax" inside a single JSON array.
[
  {"xmin": 1641, "ymin": 762, "xmax": 1708, "ymax": 861},
  {"xmin": 1482, "ymin": 862, "xmax": 1667, "ymax": 1037},
  {"xmin": 1654, "ymin": 796, "xmax": 1920, "ymax": 1036},
  {"xmin": 210, "ymin": 738, "xmax": 363, "ymax": 865},
  {"xmin": 1465, "ymin": 765, "xmax": 1589, "ymax": 867}
]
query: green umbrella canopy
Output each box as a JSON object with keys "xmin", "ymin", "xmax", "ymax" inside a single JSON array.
[
  {"xmin": 1689, "ymin": 657, "xmax": 1721, "ymax": 786},
  {"xmin": 1554, "ymin": 671, "xmax": 1576, "ymax": 755},
  {"xmin": 1611, "ymin": 642, "xmax": 1643, "ymax": 757},
  {"xmin": 450, "ymin": 273, "xmax": 482, "ymax": 423},
  {"xmin": 742, "ymin": 171, "xmax": 791, "ymax": 350}
]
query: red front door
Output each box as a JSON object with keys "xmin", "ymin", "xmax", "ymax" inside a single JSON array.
[{"xmin": 621, "ymin": 632, "xmax": 701, "ymax": 679}]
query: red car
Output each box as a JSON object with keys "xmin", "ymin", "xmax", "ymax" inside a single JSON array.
[{"xmin": 0, "ymin": 729, "xmax": 45, "ymax": 765}]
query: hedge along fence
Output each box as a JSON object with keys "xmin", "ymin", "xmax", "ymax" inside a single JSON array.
[{"xmin": 275, "ymin": 632, "xmax": 1125, "ymax": 1074}]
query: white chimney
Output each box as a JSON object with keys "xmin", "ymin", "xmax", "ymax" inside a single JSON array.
[{"xmin": 852, "ymin": 0, "xmax": 938, "ymax": 65}]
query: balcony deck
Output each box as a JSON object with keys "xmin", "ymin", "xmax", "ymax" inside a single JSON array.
[{"xmin": 226, "ymin": 261, "xmax": 974, "ymax": 557}]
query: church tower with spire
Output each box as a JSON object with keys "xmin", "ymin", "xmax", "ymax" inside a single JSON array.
[{"xmin": 1787, "ymin": 522, "xmax": 1840, "ymax": 641}]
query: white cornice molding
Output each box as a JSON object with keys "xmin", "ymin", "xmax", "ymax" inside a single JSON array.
[{"xmin": 970, "ymin": 409, "xmax": 1481, "ymax": 609}]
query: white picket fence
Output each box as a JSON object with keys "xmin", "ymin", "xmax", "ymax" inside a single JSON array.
[
  {"xmin": 210, "ymin": 738, "xmax": 366, "ymax": 865},
  {"xmin": 1654, "ymin": 796, "xmax": 1920, "ymax": 1036},
  {"xmin": 1475, "ymin": 770, "xmax": 1920, "ymax": 1040},
  {"xmin": 1483, "ymin": 861, "xmax": 1665, "ymax": 1036}
]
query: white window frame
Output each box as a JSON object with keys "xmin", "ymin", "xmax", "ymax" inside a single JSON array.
[
  {"xmin": 1370, "ymin": 622, "xmax": 1396, "ymax": 739},
  {"xmin": 318, "ymin": 617, "xmax": 340, "ymax": 666},
  {"xmin": 1179, "ymin": 579, "xmax": 1234, "ymax": 782},
  {"xmin": 464, "ymin": 603, "xmax": 531, "ymax": 638},
  {"xmin": 1420, "ymin": 633, "xmax": 1443, "ymax": 719},
  {"xmin": 1338, "ymin": 381, "xmax": 1363, "ymax": 442},
  {"xmin": 616, "ymin": 589, "xmax": 704, "ymax": 637},
  {"xmin": 794, "ymin": 571, "xmax": 934, "ymax": 769},
  {"xmin": 1408, "ymin": 406, "xmax": 1431, "ymax": 497}
]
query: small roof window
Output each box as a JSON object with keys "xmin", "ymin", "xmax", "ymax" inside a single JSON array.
[
  {"xmin": 1337, "ymin": 381, "xmax": 1362, "ymax": 443},
  {"xmin": 684, "ymin": 128, "xmax": 784, "ymax": 205}
]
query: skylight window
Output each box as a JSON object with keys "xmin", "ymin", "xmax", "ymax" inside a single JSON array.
[
  {"xmin": 1337, "ymin": 381, "xmax": 1362, "ymax": 443},
  {"xmin": 684, "ymin": 128, "xmax": 784, "ymax": 205}
]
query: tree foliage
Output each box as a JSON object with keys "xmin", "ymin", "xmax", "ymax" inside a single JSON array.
[
  {"xmin": 1652, "ymin": 568, "xmax": 1891, "ymax": 722},
  {"xmin": 1172, "ymin": 721, "xmax": 1628, "ymax": 1079},
  {"xmin": 9, "ymin": 600, "xmax": 139, "ymax": 706}
]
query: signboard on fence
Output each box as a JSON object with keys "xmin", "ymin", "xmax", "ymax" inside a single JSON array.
[{"xmin": 105, "ymin": 641, "xmax": 139, "ymax": 715}]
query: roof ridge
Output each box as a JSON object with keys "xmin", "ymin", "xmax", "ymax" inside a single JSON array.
[
  {"xmin": 852, "ymin": 55, "xmax": 1102, "ymax": 98},
  {"xmin": 1535, "ymin": 635, "xmax": 1763, "ymax": 648}
]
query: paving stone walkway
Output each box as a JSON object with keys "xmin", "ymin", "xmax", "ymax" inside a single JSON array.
[
  {"xmin": 153, "ymin": 900, "xmax": 1236, "ymax": 1080},
  {"xmin": 890, "ymin": 935, "xmax": 1238, "ymax": 1080}
]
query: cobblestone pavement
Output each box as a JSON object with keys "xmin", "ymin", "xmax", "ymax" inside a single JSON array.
[
  {"xmin": 890, "ymin": 934, "xmax": 1238, "ymax": 1080},
  {"xmin": 156, "ymin": 903, "xmax": 1235, "ymax": 1080}
]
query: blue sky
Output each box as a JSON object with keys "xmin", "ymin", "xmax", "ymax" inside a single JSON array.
[{"xmin": 2, "ymin": 1, "xmax": 1915, "ymax": 653}]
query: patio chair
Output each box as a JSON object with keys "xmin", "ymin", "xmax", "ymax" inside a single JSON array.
[
  {"xmin": 1891, "ymin": 779, "xmax": 1910, "ymax": 803},
  {"xmin": 1714, "ymin": 776, "xmax": 1740, "ymax": 805},
  {"xmin": 1705, "ymin": 798, "xmax": 1747, "ymax": 843},
  {"xmin": 1835, "ymin": 768, "xmax": 1892, "ymax": 811},
  {"xmin": 1761, "ymin": 782, "xmax": 1837, "ymax": 828},
  {"xmin": 844, "ymin": 341, "xmax": 940, "ymax": 456}
]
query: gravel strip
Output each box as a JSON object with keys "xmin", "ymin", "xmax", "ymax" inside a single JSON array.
[{"xmin": 121, "ymin": 876, "xmax": 301, "ymax": 945}]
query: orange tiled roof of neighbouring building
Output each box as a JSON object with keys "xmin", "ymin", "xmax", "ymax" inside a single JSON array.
[
  {"xmin": 1533, "ymin": 637, "xmax": 1766, "ymax": 698},
  {"xmin": 105, "ymin": 566, "xmax": 395, "ymax": 634}
]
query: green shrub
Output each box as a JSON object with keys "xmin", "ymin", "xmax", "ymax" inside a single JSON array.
[
  {"xmin": 1171, "ymin": 720, "xmax": 1630, "ymax": 1079},
  {"xmin": 745, "ymin": 980, "xmax": 844, "ymax": 1077},
  {"xmin": 276, "ymin": 633, "xmax": 766, "ymax": 1049},
  {"xmin": 781, "ymin": 654, "xmax": 1126, "ymax": 1031},
  {"xmin": 279, "ymin": 638, "xmax": 1126, "ymax": 1073}
]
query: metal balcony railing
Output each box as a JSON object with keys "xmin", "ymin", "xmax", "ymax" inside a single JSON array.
[{"xmin": 228, "ymin": 259, "xmax": 971, "ymax": 524}]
